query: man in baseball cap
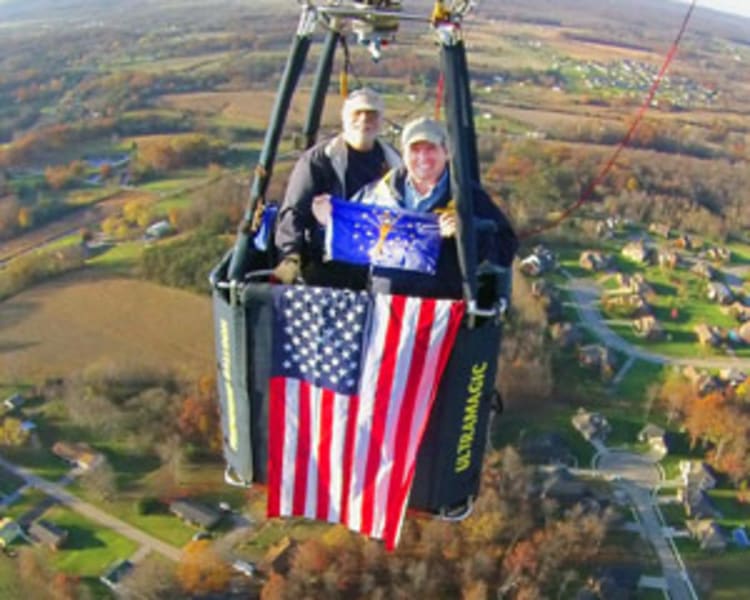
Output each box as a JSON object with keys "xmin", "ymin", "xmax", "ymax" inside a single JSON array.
[
  {"xmin": 274, "ymin": 87, "xmax": 401, "ymax": 287},
  {"xmin": 344, "ymin": 115, "xmax": 518, "ymax": 298},
  {"xmin": 401, "ymin": 116, "xmax": 448, "ymax": 148}
]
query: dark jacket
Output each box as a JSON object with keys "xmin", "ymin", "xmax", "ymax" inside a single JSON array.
[
  {"xmin": 356, "ymin": 166, "xmax": 518, "ymax": 299},
  {"xmin": 275, "ymin": 134, "xmax": 401, "ymax": 265}
]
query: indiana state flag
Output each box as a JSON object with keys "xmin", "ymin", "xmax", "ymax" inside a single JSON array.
[{"xmin": 325, "ymin": 198, "xmax": 441, "ymax": 274}]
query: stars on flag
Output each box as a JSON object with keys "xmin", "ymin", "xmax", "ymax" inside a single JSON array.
[{"xmin": 274, "ymin": 286, "xmax": 370, "ymax": 395}]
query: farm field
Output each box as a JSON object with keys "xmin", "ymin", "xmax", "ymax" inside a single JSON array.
[
  {"xmin": 0, "ymin": 189, "xmax": 157, "ymax": 264},
  {"xmin": 158, "ymin": 89, "xmax": 344, "ymax": 129},
  {"xmin": 0, "ymin": 270, "xmax": 214, "ymax": 381}
]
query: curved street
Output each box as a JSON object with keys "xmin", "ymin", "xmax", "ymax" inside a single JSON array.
[
  {"xmin": 596, "ymin": 450, "xmax": 696, "ymax": 600},
  {"xmin": 564, "ymin": 276, "xmax": 750, "ymax": 370}
]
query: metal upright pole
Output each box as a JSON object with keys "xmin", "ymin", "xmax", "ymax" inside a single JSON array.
[
  {"xmin": 227, "ymin": 7, "xmax": 317, "ymax": 281},
  {"xmin": 440, "ymin": 31, "xmax": 479, "ymax": 313},
  {"xmin": 303, "ymin": 29, "xmax": 340, "ymax": 149}
]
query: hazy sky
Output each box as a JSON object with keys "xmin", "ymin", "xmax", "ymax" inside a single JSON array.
[{"xmin": 673, "ymin": 0, "xmax": 750, "ymax": 18}]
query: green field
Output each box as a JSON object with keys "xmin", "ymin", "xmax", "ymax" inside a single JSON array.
[
  {"xmin": 86, "ymin": 241, "xmax": 143, "ymax": 274},
  {"xmin": 45, "ymin": 506, "xmax": 138, "ymax": 576}
]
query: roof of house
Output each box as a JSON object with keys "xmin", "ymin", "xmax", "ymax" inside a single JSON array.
[
  {"xmin": 3, "ymin": 394, "xmax": 24, "ymax": 409},
  {"xmin": 0, "ymin": 520, "xmax": 22, "ymax": 547},
  {"xmin": 52, "ymin": 441, "xmax": 100, "ymax": 468},
  {"xmin": 571, "ymin": 409, "xmax": 610, "ymax": 440},
  {"xmin": 684, "ymin": 488, "xmax": 721, "ymax": 519},
  {"xmin": 170, "ymin": 498, "xmax": 221, "ymax": 529},
  {"xmin": 688, "ymin": 519, "xmax": 726, "ymax": 550},
  {"xmin": 638, "ymin": 423, "xmax": 665, "ymax": 439},
  {"xmin": 29, "ymin": 519, "xmax": 67, "ymax": 546},
  {"xmin": 681, "ymin": 461, "xmax": 717, "ymax": 488},
  {"xmin": 100, "ymin": 560, "xmax": 134, "ymax": 588}
]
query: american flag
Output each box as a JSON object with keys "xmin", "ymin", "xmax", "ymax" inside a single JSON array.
[
  {"xmin": 266, "ymin": 285, "xmax": 465, "ymax": 549},
  {"xmin": 325, "ymin": 198, "xmax": 442, "ymax": 274}
]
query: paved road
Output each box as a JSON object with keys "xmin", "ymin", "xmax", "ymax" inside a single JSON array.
[
  {"xmin": 564, "ymin": 277, "xmax": 750, "ymax": 370},
  {"xmin": 0, "ymin": 454, "xmax": 182, "ymax": 562},
  {"xmin": 597, "ymin": 450, "xmax": 696, "ymax": 600}
]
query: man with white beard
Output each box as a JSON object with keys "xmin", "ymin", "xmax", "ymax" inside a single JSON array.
[{"xmin": 273, "ymin": 88, "xmax": 401, "ymax": 287}]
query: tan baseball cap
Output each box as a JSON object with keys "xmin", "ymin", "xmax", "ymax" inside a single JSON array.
[
  {"xmin": 343, "ymin": 87, "xmax": 384, "ymax": 114},
  {"xmin": 401, "ymin": 117, "xmax": 447, "ymax": 149}
]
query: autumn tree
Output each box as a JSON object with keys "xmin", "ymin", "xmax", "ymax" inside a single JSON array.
[
  {"xmin": 120, "ymin": 558, "xmax": 180, "ymax": 600},
  {"xmin": 176, "ymin": 540, "xmax": 232, "ymax": 596},
  {"xmin": 0, "ymin": 416, "xmax": 30, "ymax": 446},
  {"xmin": 123, "ymin": 199, "xmax": 151, "ymax": 227},
  {"xmin": 657, "ymin": 370, "xmax": 697, "ymax": 424},
  {"xmin": 80, "ymin": 457, "xmax": 117, "ymax": 500},
  {"xmin": 177, "ymin": 374, "xmax": 222, "ymax": 456},
  {"xmin": 17, "ymin": 206, "xmax": 33, "ymax": 229},
  {"xmin": 660, "ymin": 375, "xmax": 750, "ymax": 483},
  {"xmin": 44, "ymin": 160, "xmax": 85, "ymax": 190}
]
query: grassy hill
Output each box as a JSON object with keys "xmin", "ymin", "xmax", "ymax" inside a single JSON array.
[{"xmin": 0, "ymin": 269, "xmax": 214, "ymax": 381}]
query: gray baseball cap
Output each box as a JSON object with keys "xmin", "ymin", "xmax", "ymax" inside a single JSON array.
[
  {"xmin": 343, "ymin": 87, "xmax": 385, "ymax": 114},
  {"xmin": 401, "ymin": 117, "xmax": 448, "ymax": 149}
]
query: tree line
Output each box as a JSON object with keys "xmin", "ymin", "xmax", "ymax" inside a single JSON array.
[{"xmin": 658, "ymin": 371, "xmax": 750, "ymax": 485}]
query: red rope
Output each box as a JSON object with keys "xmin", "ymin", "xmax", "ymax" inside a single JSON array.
[
  {"xmin": 519, "ymin": 0, "xmax": 696, "ymax": 240},
  {"xmin": 435, "ymin": 72, "xmax": 445, "ymax": 120}
]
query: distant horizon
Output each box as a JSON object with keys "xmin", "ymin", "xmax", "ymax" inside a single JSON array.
[
  {"xmin": 671, "ymin": 0, "xmax": 750, "ymax": 18},
  {"xmin": 0, "ymin": 0, "xmax": 749, "ymax": 19}
]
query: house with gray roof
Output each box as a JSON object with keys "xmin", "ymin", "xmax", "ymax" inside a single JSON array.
[
  {"xmin": 170, "ymin": 498, "xmax": 221, "ymax": 529},
  {"xmin": 571, "ymin": 408, "xmax": 611, "ymax": 442},
  {"xmin": 3, "ymin": 394, "xmax": 24, "ymax": 412},
  {"xmin": 707, "ymin": 282, "xmax": 733, "ymax": 305},
  {"xmin": 621, "ymin": 240, "xmax": 651, "ymax": 264},
  {"xmin": 638, "ymin": 423, "xmax": 668, "ymax": 455},
  {"xmin": 0, "ymin": 519, "xmax": 23, "ymax": 549},
  {"xmin": 29, "ymin": 519, "xmax": 68, "ymax": 550},
  {"xmin": 687, "ymin": 519, "xmax": 727, "ymax": 552}
]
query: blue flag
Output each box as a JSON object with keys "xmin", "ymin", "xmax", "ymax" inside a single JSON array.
[
  {"xmin": 325, "ymin": 198, "xmax": 441, "ymax": 274},
  {"xmin": 253, "ymin": 204, "xmax": 279, "ymax": 251}
]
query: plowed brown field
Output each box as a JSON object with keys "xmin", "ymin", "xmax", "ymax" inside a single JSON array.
[{"xmin": 0, "ymin": 270, "xmax": 214, "ymax": 381}]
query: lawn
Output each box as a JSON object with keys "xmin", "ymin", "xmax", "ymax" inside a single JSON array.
[
  {"xmin": 152, "ymin": 194, "xmax": 191, "ymax": 217},
  {"xmin": 86, "ymin": 241, "xmax": 143, "ymax": 274},
  {"xmin": 709, "ymin": 489, "xmax": 750, "ymax": 529},
  {"xmin": 0, "ymin": 488, "xmax": 48, "ymax": 522},
  {"xmin": 676, "ymin": 540, "xmax": 750, "ymax": 600},
  {"xmin": 68, "ymin": 452, "xmax": 238, "ymax": 548},
  {"xmin": 0, "ymin": 446, "xmax": 70, "ymax": 482},
  {"xmin": 493, "ymin": 402, "xmax": 597, "ymax": 468},
  {"xmin": 137, "ymin": 173, "xmax": 208, "ymax": 194},
  {"xmin": 42, "ymin": 232, "xmax": 81, "ymax": 251},
  {"xmin": 658, "ymin": 502, "xmax": 687, "ymax": 527},
  {"xmin": 44, "ymin": 505, "xmax": 138, "ymax": 576},
  {"xmin": 614, "ymin": 360, "xmax": 665, "ymax": 404},
  {"xmin": 0, "ymin": 466, "xmax": 24, "ymax": 496}
]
